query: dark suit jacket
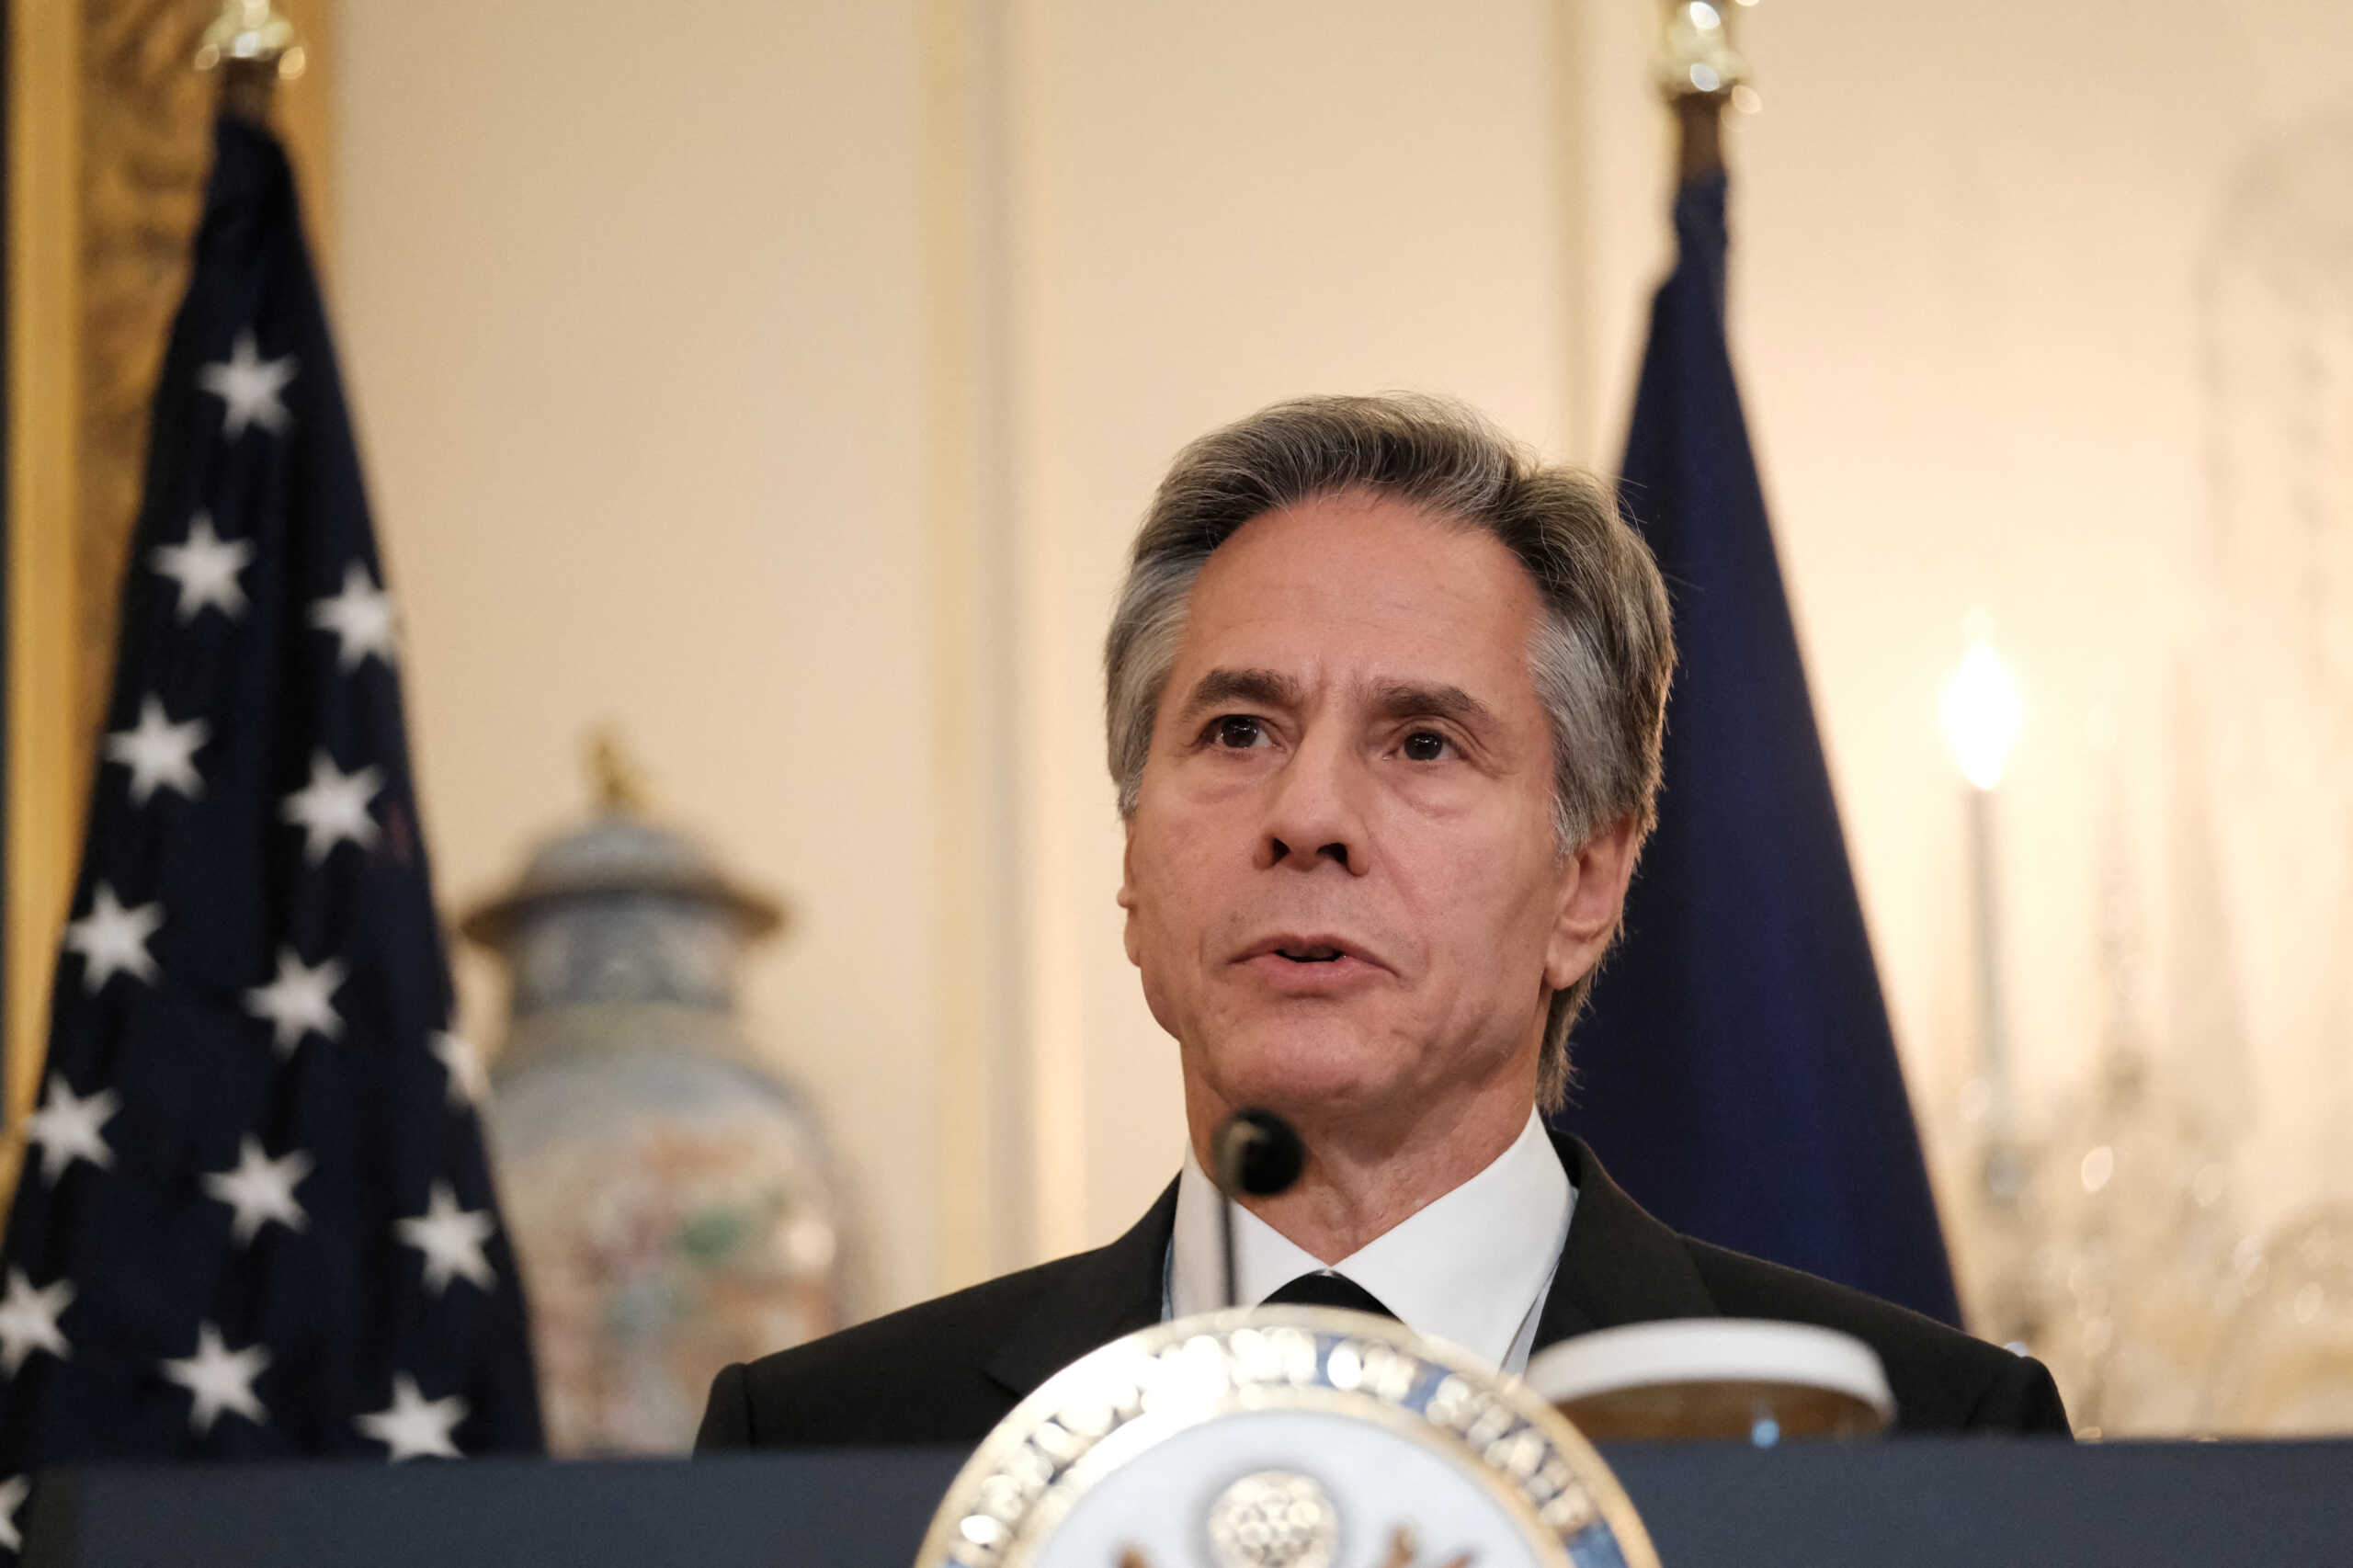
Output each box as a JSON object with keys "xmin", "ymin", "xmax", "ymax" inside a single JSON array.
[{"xmin": 698, "ymin": 1131, "xmax": 2068, "ymax": 1449}]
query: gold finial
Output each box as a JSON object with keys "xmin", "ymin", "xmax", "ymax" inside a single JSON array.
[
  {"xmin": 195, "ymin": 1, "xmax": 308, "ymax": 81},
  {"xmin": 1657, "ymin": 1, "xmax": 1752, "ymax": 101},
  {"xmin": 586, "ymin": 725, "xmax": 655, "ymax": 816},
  {"xmin": 1657, "ymin": 0, "xmax": 1762, "ymax": 181}
]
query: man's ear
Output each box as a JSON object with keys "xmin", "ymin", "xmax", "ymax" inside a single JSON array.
[
  {"xmin": 1118, "ymin": 822, "xmax": 1142, "ymax": 968},
  {"xmin": 1544, "ymin": 814, "xmax": 1641, "ymax": 992}
]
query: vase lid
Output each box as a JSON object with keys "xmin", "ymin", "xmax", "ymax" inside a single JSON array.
[{"xmin": 458, "ymin": 731, "xmax": 786, "ymax": 952}]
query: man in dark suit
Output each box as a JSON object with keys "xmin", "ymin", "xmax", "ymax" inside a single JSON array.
[{"xmin": 699, "ymin": 394, "xmax": 2068, "ymax": 1451}]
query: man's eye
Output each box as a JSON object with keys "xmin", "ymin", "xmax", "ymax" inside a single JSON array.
[
  {"xmin": 1401, "ymin": 730, "xmax": 1451, "ymax": 762},
  {"xmin": 1212, "ymin": 716, "xmax": 1266, "ymax": 750}
]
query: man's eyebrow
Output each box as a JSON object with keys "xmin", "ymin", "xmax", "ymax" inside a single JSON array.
[
  {"xmin": 1178, "ymin": 667, "xmax": 1303, "ymax": 716},
  {"xmin": 1367, "ymin": 680, "xmax": 1498, "ymax": 730}
]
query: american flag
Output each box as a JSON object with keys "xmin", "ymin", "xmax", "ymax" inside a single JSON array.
[{"xmin": 0, "ymin": 114, "xmax": 542, "ymax": 1547}]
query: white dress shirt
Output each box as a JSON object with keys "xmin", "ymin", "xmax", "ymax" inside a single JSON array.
[{"xmin": 1165, "ymin": 1108, "xmax": 1575, "ymax": 1374}]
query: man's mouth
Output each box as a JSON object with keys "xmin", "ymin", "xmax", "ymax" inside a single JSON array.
[{"xmin": 1237, "ymin": 935, "xmax": 1381, "ymax": 971}]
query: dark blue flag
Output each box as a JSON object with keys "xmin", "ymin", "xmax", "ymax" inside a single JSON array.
[
  {"xmin": 0, "ymin": 114, "xmax": 541, "ymax": 1541},
  {"xmin": 1552, "ymin": 171, "xmax": 1962, "ymax": 1326}
]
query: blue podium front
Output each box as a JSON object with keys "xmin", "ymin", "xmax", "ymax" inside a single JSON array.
[{"xmin": 23, "ymin": 1440, "xmax": 2351, "ymax": 1567}]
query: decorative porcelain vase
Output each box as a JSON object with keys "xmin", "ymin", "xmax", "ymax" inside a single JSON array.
[{"xmin": 465, "ymin": 763, "xmax": 851, "ymax": 1454}]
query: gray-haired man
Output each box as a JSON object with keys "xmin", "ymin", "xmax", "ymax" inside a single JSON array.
[{"xmin": 699, "ymin": 394, "xmax": 2067, "ymax": 1448}]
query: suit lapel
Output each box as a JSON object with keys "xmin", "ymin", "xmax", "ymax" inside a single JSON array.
[
  {"xmin": 1533, "ymin": 1131, "xmax": 1718, "ymax": 1350},
  {"xmin": 983, "ymin": 1178, "xmax": 1179, "ymax": 1401}
]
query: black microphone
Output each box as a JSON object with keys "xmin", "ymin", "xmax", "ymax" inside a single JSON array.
[{"xmin": 1210, "ymin": 1108, "xmax": 1306, "ymax": 1311}]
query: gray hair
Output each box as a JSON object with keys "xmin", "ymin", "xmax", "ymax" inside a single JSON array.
[{"xmin": 1102, "ymin": 393, "xmax": 1676, "ymax": 1108}]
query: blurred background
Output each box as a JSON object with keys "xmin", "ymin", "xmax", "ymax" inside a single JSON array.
[{"xmin": 9, "ymin": 0, "xmax": 2352, "ymax": 1447}]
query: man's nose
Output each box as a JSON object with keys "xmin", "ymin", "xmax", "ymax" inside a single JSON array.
[{"xmin": 1257, "ymin": 729, "xmax": 1368, "ymax": 874}]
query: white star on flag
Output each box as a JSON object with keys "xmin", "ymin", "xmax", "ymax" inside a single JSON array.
[
  {"xmin": 0, "ymin": 1268, "xmax": 74, "ymax": 1377},
  {"xmin": 149, "ymin": 511, "xmax": 255, "ymax": 622},
  {"xmin": 282, "ymin": 750, "xmax": 381, "ymax": 863},
  {"xmin": 105, "ymin": 696, "xmax": 209, "ymax": 805},
  {"xmin": 196, "ymin": 328, "xmax": 296, "ymax": 438},
  {"xmin": 357, "ymin": 1373, "xmax": 468, "ymax": 1461},
  {"xmin": 160, "ymin": 1323, "xmax": 271, "ymax": 1435},
  {"xmin": 63, "ymin": 881, "xmax": 163, "ymax": 993},
  {"xmin": 200, "ymin": 1137, "xmax": 313, "ymax": 1245},
  {"xmin": 310, "ymin": 562, "xmax": 397, "ymax": 671},
  {"xmin": 26, "ymin": 1075, "xmax": 119, "ymax": 1184},
  {"xmin": 0, "ymin": 1475, "xmax": 27, "ymax": 1553},
  {"xmin": 430, "ymin": 1030, "xmax": 490, "ymax": 1108},
  {"xmin": 244, "ymin": 948, "xmax": 347, "ymax": 1056},
  {"xmin": 395, "ymin": 1181, "xmax": 497, "ymax": 1298}
]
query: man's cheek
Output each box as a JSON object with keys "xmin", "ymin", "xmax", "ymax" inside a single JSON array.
[{"xmin": 1133, "ymin": 935, "xmax": 1203, "ymax": 1044}]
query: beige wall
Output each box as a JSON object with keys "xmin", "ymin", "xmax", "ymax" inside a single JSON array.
[
  {"xmin": 334, "ymin": 2, "xmax": 944, "ymax": 1308},
  {"xmin": 1003, "ymin": 0, "xmax": 1579, "ymax": 1256},
  {"xmin": 1683, "ymin": 1, "xmax": 2353, "ymax": 1239},
  {"xmin": 335, "ymin": 0, "xmax": 2353, "ymax": 1325}
]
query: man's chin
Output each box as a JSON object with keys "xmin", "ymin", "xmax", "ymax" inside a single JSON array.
[{"xmin": 1197, "ymin": 1032, "xmax": 1408, "ymax": 1123}]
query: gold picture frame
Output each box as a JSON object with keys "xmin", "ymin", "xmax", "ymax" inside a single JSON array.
[{"xmin": 3, "ymin": 0, "xmax": 332, "ymax": 1197}]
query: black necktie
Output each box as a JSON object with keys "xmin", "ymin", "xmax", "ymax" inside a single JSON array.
[{"xmin": 1262, "ymin": 1271, "xmax": 1397, "ymax": 1320}]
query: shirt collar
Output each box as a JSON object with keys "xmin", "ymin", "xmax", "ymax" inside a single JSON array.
[{"xmin": 1168, "ymin": 1108, "xmax": 1574, "ymax": 1371}]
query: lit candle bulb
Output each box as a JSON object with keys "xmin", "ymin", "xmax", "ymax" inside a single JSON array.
[{"xmin": 1939, "ymin": 627, "xmax": 2024, "ymax": 792}]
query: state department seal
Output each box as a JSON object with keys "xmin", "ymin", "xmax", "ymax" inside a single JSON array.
[{"xmin": 913, "ymin": 1307, "xmax": 1658, "ymax": 1568}]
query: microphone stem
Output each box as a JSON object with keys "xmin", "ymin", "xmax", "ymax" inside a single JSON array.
[{"xmin": 1220, "ymin": 1190, "xmax": 1240, "ymax": 1311}]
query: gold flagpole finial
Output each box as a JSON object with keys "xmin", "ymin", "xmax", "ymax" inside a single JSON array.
[
  {"xmin": 197, "ymin": 1, "xmax": 305, "ymax": 123},
  {"xmin": 196, "ymin": 1, "xmax": 307, "ymax": 80},
  {"xmin": 1656, "ymin": 1, "xmax": 1762, "ymax": 181},
  {"xmin": 1656, "ymin": 0, "xmax": 1754, "ymax": 104}
]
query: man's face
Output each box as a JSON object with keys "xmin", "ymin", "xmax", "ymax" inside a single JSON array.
[{"xmin": 1120, "ymin": 491, "xmax": 1613, "ymax": 1130}]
